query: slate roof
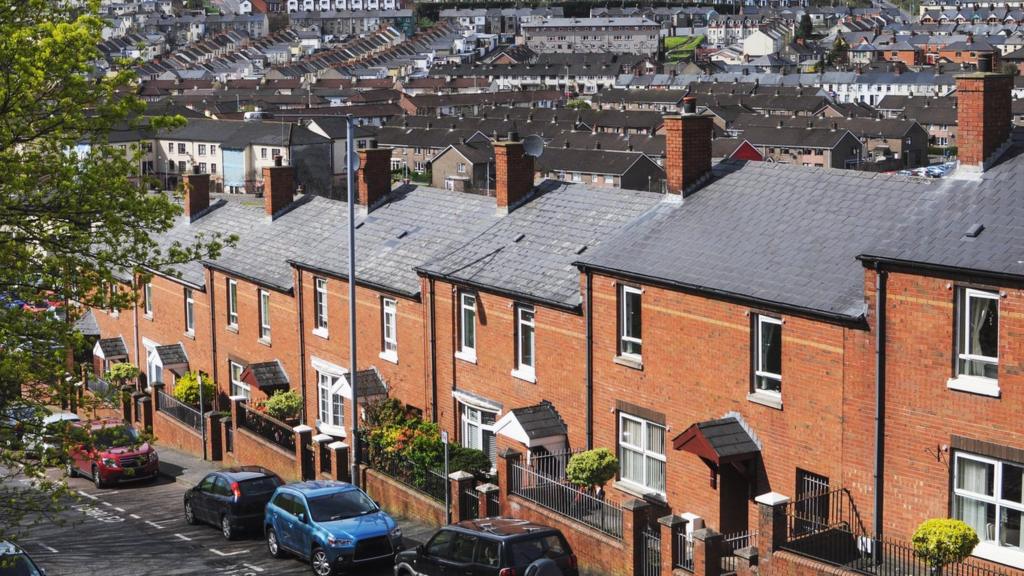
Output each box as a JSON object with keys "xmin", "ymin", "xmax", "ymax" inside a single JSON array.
[
  {"xmin": 97, "ymin": 337, "xmax": 129, "ymax": 358},
  {"xmin": 576, "ymin": 161, "xmax": 943, "ymax": 320},
  {"xmin": 861, "ymin": 131, "xmax": 1024, "ymax": 279},
  {"xmin": 155, "ymin": 344, "xmax": 189, "ymax": 365},
  {"xmin": 696, "ymin": 417, "xmax": 760, "ymax": 459},
  {"xmin": 510, "ymin": 401, "xmax": 568, "ymax": 440},
  {"xmin": 352, "ymin": 368, "xmax": 387, "ymax": 398},
  {"xmin": 418, "ymin": 180, "xmax": 664, "ymax": 309},
  {"xmin": 75, "ymin": 310, "xmax": 101, "ymax": 337},
  {"xmin": 535, "ymin": 148, "xmax": 656, "ymax": 176},
  {"xmin": 245, "ymin": 361, "xmax": 289, "ymax": 390}
]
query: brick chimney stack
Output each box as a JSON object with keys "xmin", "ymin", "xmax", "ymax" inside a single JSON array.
[
  {"xmin": 494, "ymin": 136, "xmax": 534, "ymax": 216},
  {"xmin": 956, "ymin": 64, "xmax": 1013, "ymax": 171},
  {"xmin": 664, "ymin": 96, "xmax": 713, "ymax": 196},
  {"xmin": 356, "ymin": 147, "xmax": 393, "ymax": 213},
  {"xmin": 263, "ymin": 155, "xmax": 295, "ymax": 218},
  {"xmin": 183, "ymin": 166, "xmax": 210, "ymax": 222}
]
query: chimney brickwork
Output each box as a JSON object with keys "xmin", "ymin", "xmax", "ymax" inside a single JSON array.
[
  {"xmin": 494, "ymin": 140, "xmax": 534, "ymax": 215},
  {"xmin": 182, "ymin": 170, "xmax": 210, "ymax": 221},
  {"xmin": 955, "ymin": 72, "xmax": 1013, "ymax": 170},
  {"xmin": 664, "ymin": 111, "xmax": 713, "ymax": 196},
  {"xmin": 356, "ymin": 147, "xmax": 393, "ymax": 210},
  {"xmin": 263, "ymin": 156, "xmax": 295, "ymax": 217}
]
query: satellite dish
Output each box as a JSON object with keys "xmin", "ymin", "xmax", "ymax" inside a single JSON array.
[{"xmin": 522, "ymin": 134, "xmax": 545, "ymax": 158}]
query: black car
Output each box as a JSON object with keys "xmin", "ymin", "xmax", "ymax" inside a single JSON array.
[
  {"xmin": 394, "ymin": 518, "xmax": 578, "ymax": 576},
  {"xmin": 183, "ymin": 466, "xmax": 283, "ymax": 540}
]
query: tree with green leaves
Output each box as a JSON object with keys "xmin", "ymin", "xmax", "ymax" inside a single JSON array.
[
  {"xmin": 796, "ymin": 13, "xmax": 813, "ymax": 39},
  {"xmin": 912, "ymin": 519, "xmax": 979, "ymax": 572},
  {"xmin": 566, "ymin": 448, "xmax": 618, "ymax": 499},
  {"xmin": 0, "ymin": 0, "xmax": 230, "ymax": 543}
]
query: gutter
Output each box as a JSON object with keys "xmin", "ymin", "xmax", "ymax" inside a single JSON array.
[
  {"xmin": 858, "ymin": 254, "xmax": 1024, "ymax": 287},
  {"xmin": 873, "ymin": 266, "xmax": 888, "ymax": 538}
]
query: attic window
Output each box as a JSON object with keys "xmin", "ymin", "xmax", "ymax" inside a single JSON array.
[{"xmin": 962, "ymin": 223, "xmax": 985, "ymax": 240}]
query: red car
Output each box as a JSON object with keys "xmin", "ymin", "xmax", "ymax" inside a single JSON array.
[{"xmin": 67, "ymin": 419, "xmax": 159, "ymax": 488}]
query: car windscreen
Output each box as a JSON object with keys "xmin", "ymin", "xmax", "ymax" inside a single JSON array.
[
  {"xmin": 307, "ymin": 490, "xmax": 377, "ymax": 522},
  {"xmin": 91, "ymin": 426, "xmax": 138, "ymax": 449},
  {"xmin": 238, "ymin": 476, "xmax": 282, "ymax": 496},
  {"xmin": 0, "ymin": 553, "xmax": 43, "ymax": 576},
  {"xmin": 508, "ymin": 535, "xmax": 569, "ymax": 567}
]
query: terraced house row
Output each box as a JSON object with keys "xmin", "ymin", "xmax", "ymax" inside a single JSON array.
[{"xmin": 89, "ymin": 71, "xmax": 1024, "ymax": 576}]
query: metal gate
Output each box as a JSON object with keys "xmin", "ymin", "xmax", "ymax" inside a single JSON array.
[
  {"xmin": 641, "ymin": 525, "xmax": 661, "ymax": 576},
  {"xmin": 461, "ymin": 486, "xmax": 480, "ymax": 520},
  {"xmin": 301, "ymin": 442, "xmax": 315, "ymax": 480},
  {"xmin": 795, "ymin": 470, "xmax": 830, "ymax": 535}
]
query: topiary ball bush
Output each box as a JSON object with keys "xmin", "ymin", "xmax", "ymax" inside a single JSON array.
[
  {"xmin": 565, "ymin": 448, "xmax": 619, "ymax": 489},
  {"xmin": 912, "ymin": 518, "xmax": 979, "ymax": 568},
  {"xmin": 172, "ymin": 371, "xmax": 215, "ymax": 408},
  {"xmin": 264, "ymin": 389, "xmax": 303, "ymax": 421}
]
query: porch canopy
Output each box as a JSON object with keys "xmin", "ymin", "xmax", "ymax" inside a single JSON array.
[{"xmin": 672, "ymin": 417, "xmax": 760, "ymax": 465}]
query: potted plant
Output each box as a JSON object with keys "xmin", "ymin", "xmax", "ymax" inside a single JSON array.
[
  {"xmin": 566, "ymin": 447, "xmax": 619, "ymax": 501},
  {"xmin": 172, "ymin": 371, "xmax": 215, "ymax": 410},
  {"xmin": 912, "ymin": 518, "xmax": 979, "ymax": 575},
  {"xmin": 264, "ymin": 390, "xmax": 303, "ymax": 425}
]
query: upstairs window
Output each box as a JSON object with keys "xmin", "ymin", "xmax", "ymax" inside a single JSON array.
[
  {"xmin": 226, "ymin": 279, "xmax": 238, "ymax": 327},
  {"xmin": 753, "ymin": 315, "xmax": 782, "ymax": 397},
  {"xmin": 314, "ymin": 277, "xmax": 328, "ymax": 333},
  {"xmin": 514, "ymin": 304, "xmax": 536, "ymax": 380},
  {"xmin": 143, "ymin": 282, "xmax": 153, "ymax": 317},
  {"xmin": 259, "ymin": 289, "xmax": 271, "ymax": 342},
  {"xmin": 618, "ymin": 285, "xmax": 642, "ymax": 360},
  {"xmin": 381, "ymin": 297, "xmax": 397, "ymax": 361},
  {"xmin": 459, "ymin": 291, "xmax": 477, "ymax": 360},
  {"xmin": 957, "ymin": 287, "xmax": 999, "ymax": 381},
  {"xmin": 184, "ymin": 288, "xmax": 195, "ymax": 335}
]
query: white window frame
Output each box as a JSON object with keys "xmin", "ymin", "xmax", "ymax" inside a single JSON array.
[
  {"xmin": 512, "ymin": 304, "xmax": 536, "ymax": 382},
  {"xmin": 259, "ymin": 289, "xmax": 271, "ymax": 342},
  {"xmin": 953, "ymin": 452, "xmax": 1024, "ymax": 567},
  {"xmin": 313, "ymin": 276, "xmax": 328, "ymax": 336},
  {"xmin": 184, "ymin": 288, "xmax": 195, "ymax": 335},
  {"xmin": 618, "ymin": 412, "xmax": 666, "ymax": 495},
  {"xmin": 619, "ymin": 285, "xmax": 642, "ymax": 360},
  {"xmin": 457, "ymin": 162, "xmax": 466, "ymax": 174},
  {"xmin": 317, "ymin": 370, "xmax": 344, "ymax": 429},
  {"xmin": 143, "ymin": 283, "xmax": 153, "ymax": 317},
  {"xmin": 226, "ymin": 278, "xmax": 238, "ymax": 328},
  {"xmin": 229, "ymin": 361, "xmax": 249, "ymax": 399},
  {"xmin": 145, "ymin": 342, "xmax": 163, "ymax": 385},
  {"xmin": 754, "ymin": 315, "xmax": 783, "ymax": 397},
  {"xmin": 460, "ymin": 403, "xmax": 497, "ymax": 467},
  {"xmin": 950, "ymin": 287, "xmax": 1000, "ymax": 397},
  {"xmin": 380, "ymin": 297, "xmax": 398, "ymax": 363},
  {"xmin": 456, "ymin": 291, "xmax": 477, "ymax": 363}
]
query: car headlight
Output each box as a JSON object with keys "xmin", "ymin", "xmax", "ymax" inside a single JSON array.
[
  {"xmin": 102, "ymin": 458, "xmax": 119, "ymax": 468},
  {"xmin": 327, "ymin": 536, "xmax": 352, "ymax": 547},
  {"xmin": 390, "ymin": 527, "xmax": 402, "ymax": 539}
]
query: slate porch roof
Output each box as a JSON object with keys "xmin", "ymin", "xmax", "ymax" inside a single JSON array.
[
  {"xmin": 155, "ymin": 344, "xmax": 189, "ymax": 366},
  {"xmin": 241, "ymin": 361, "xmax": 289, "ymax": 391},
  {"xmin": 672, "ymin": 417, "xmax": 760, "ymax": 465},
  {"xmin": 510, "ymin": 401, "xmax": 568, "ymax": 440},
  {"xmin": 75, "ymin": 310, "xmax": 101, "ymax": 337},
  {"xmin": 351, "ymin": 367, "xmax": 387, "ymax": 399},
  {"xmin": 97, "ymin": 337, "xmax": 129, "ymax": 358}
]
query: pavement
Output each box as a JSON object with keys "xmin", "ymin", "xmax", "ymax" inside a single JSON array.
[{"xmin": 8, "ymin": 443, "xmax": 440, "ymax": 576}]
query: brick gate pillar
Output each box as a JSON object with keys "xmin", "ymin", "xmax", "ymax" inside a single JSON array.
[
  {"xmin": 623, "ymin": 498, "xmax": 652, "ymax": 576},
  {"xmin": 205, "ymin": 411, "xmax": 223, "ymax": 461},
  {"xmin": 755, "ymin": 491, "xmax": 790, "ymax": 570},
  {"xmin": 313, "ymin": 434, "xmax": 333, "ymax": 478},
  {"xmin": 294, "ymin": 425, "xmax": 313, "ymax": 481},
  {"xmin": 659, "ymin": 514, "xmax": 688, "ymax": 576},
  {"xmin": 693, "ymin": 528, "xmax": 722, "ymax": 576},
  {"xmin": 497, "ymin": 448, "xmax": 521, "ymax": 516},
  {"xmin": 448, "ymin": 471, "xmax": 475, "ymax": 522},
  {"xmin": 328, "ymin": 441, "xmax": 348, "ymax": 482},
  {"xmin": 476, "ymin": 483, "xmax": 499, "ymax": 518}
]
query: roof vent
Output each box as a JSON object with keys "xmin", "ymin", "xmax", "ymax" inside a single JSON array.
[
  {"xmin": 575, "ymin": 244, "xmax": 588, "ymax": 255},
  {"xmin": 513, "ymin": 233, "xmax": 525, "ymax": 243},
  {"xmin": 963, "ymin": 223, "xmax": 985, "ymax": 239},
  {"xmin": 396, "ymin": 229, "xmax": 408, "ymax": 239}
]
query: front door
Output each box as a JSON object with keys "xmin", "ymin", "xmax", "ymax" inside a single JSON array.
[{"xmin": 718, "ymin": 464, "xmax": 749, "ymax": 534}]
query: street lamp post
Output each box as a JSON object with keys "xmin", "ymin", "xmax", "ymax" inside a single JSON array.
[{"xmin": 346, "ymin": 116, "xmax": 361, "ymax": 488}]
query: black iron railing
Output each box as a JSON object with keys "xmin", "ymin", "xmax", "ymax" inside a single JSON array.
[
  {"xmin": 509, "ymin": 458, "xmax": 623, "ymax": 539},
  {"xmin": 676, "ymin": 532, "xmax": 694, "ymax": 572},
  {"xmin": 237, "ymin": 403, "xmax": 296, "ymax": 453},
  {"xmin": 361, "ymin": 447, "xmax": 447, "ymax": 503},
  {"xmin": 156, "ymin": 390, "xmax": 202, "ymax": 432}
]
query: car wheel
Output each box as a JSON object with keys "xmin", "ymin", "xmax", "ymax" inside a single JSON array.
[
  {"xmin": 92, "ymin": 466, "xmax": 106, "ymax": 489},
  {"xmin": 184, "ymin": 500, "xmax": 198, "ymax": 525},
  {"xmin": 311, "ymin": 547, "xmax": 335, "ymax": 576},
  {"xmin": 266, "ymin": 528, "xmax": 287, "ymax": 559},
  {"xmin": 221, "ymin": 515, "xmax": 235, "ymax": 540}
]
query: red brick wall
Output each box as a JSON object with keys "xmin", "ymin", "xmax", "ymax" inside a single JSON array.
[
  {"xmin": 92, "ymin": 281, "xmax": 140, "ymax": 368},
  {"xmin": 867, "ymin": 269, "xmax": 1024, "ymax": 540},
  {"xmin": 767, "ymin": 550, "xmax": 857, "ymax": 576},
  {"xmin": 138, "ymin": 274, "xmax": 213, "ymax": 384},
  {"xmin": 956, "ymin": 73, "xmax": 1013, "ymax": 167},
  {"xmin": 360, "ymin": 466, "xmax": 445, "ymax": 527},
  {"xmin": 152, "ymin": 410, "xmax": 204, "ymax": 458},
  {"xmin": 225, "ymin": 427, "xmax": 300, "ymax": 481},
  {"xmin": 429, "ymin": 279, "xmax": 589, "ymax": 450},
  {"xmin": 588, "ymin": 273, "xmax": 862, "ymax": 533}
]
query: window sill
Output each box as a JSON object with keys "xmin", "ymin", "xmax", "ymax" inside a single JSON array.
[
  {"xmin": 454, "ymin": 350, "xmax": 477, "ymax": 365},
  {"xmin": 258, "ymin": 337, "xmax": 272, "ymax": 348},
  {"xmin": 312, "ymin": 327, "xmax": 329, "ymax": 340},
  {"xmin": 143, "ymin": 314, "xmax": 153, "ymax": 321},
  {"xmin": 184, "ymin": 331, "xmax": 195, "ymax": 340},
  {"xmin": 225, "ymin": 324, "xmax": 239, "ymax": 334},
  {"xmin": 614, "ymin": 480, "xmax": 666, "ymax": 504},
  {"xmin": 316, "ymin": 421, "xmax": 346, "ymax": 438},
  {"xmin": 613, "ymin": 355, "xmax": 643, "ymax": 371},
  {"xmin": 947, "ymin": 376, "xmax": 1000, "ymax": 398},
  {"xmin": 747, "ymin": 392, "xmax": 783, "ymax": 410},
  {"xmin": 972, "ymin": 542, "xmax": 1024, "ymax": 570},
  {"xmin": 510, "ymin": 368, "xmax": 536, "ymax": 383},
  {"xmin": 379, "ymin": 350, "xmax": 398, "ymax": 364}
]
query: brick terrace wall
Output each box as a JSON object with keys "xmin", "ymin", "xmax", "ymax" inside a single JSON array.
[
  {"xmin": 506, "ymin": 493, "xmax": 628, "ymax": 576},
  {"xmin": 152, "ymin": 409, "xmax": 204, "ymax": 458},
  {"xmin": 360, "ymin": 466, "xmax": 445, "ymax": 527},
  {"xmin": 139, "ymin": 274, "xmax": 213, "ymax": 384},
  {"xmin": 429, "ymin": 279, "xmax": 589, "ymax": 450},
  {"xmin": 767, "ymin": 550, "xmax": 858, "ymax": 576},
  {"xmin": 226, "ymin": 427, "xmax": 300, "ymax": 482},
  {"xmin": 588, "ymin": 273, "xmax": 867, "ymax": 532},
  {"xmin": 92, "ymin": 281, "xmax": 141, "ymax": 368},
  {"xmin": 867, "ymin": 269, "xmax": 1024, "ymax": 540}
]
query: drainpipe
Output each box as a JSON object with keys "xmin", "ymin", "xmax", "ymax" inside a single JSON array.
[
  {"xmin": 296, "ymin": 268, "xmax": 307, "ymax": 423},
  {"xmin": 132, "ymin": 277, "xmax": 141, "ymax": 381},
  {"xmin": 209, "ymin": 269, "xmax": 219, "ymax": 410},
  {"xmin": 585, "ymin": 270, "xmax": 594, "ymax": 450},
  {"xmin": 873, "ymin": 266, "xmax": 888, "ymax": 538},
  {"xmin": 428, "ymin": 278, "xmax": 438, "ymax": 422}
]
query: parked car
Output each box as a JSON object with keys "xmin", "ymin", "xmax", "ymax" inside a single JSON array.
[
  {"xmin": 394, "ymin": 518, "xmax": 579, "ymax": 576},
  {"xmin": 0, "ymin": 540, "xmax": 46, "ymax": 575},
  {"xmin": 184, "ymin": 467, "xmax": 283, "ymax": 540},
  {"xmin": 24, "ymin": 411, "xmax": 80, "ymax": 460},
  {"xmin": 264, "ymin": 480, "xmax": 402, "ymax": 575},
  {"xmin": 66, "ymin": 419, "xmax": 158, "ymax": 488}
]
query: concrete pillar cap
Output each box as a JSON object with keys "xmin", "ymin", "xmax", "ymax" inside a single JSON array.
[
  {"xmin": 328, "ymin": 441, "xmax": 348, "ymax": 450},
  {"xmin": 293, "ymin": 424, "xmax": 314, "ymax": 433},
  {"xmin": 449, "ymin": 470, "xmax": 475, "ymax": 481},
  {"xmin": 755, "ymin": 492, "xmax": 791, "ymax": 506},
  {"xmin": 476, "ymin": 483, "xmax": 499, "ymax": 493},
  {"xmin": 312, "ymin": 433, "xmax": 334, "ymax": 443}
]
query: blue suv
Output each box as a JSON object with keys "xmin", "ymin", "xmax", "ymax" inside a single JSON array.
[{"xmin": 264, "ymin": 481, "xmax": 402, "ymax": 575}]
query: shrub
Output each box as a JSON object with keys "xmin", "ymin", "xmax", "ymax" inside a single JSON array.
[
  {"xmin": 264, "ymin": 390, "xmax": 302, "ymax": 421},
  {"xmin": 364, "ymin": 397, "xmax": 409, "ymax": 429},
  {"xmin": 566, "ymin": 448, "xmax": 618, "ymax": 489},
  {"xmin": 172, "ymin": 371, "xmax": 215, "ymax": 408},
  {"xmin": 912, "ymin": 518, "xmax": 979, "ymax": 568},
  {"xmin": 104, "ymin": 363, "xmax": 139, "ymax": 387},
  {"xmin": 448, "ymin": 445, "xmax": 493, "ymax": 478}
]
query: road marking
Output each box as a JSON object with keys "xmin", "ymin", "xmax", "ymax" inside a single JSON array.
[
  {"xmin": 76, "ymin": 490, "xmax": 98, "ymax": 500},
  {"xmin": 174, "ymin": 533, "xmax": 192, "ymax": 541},
  {"xmin": 115, "ymin": 507, "xmax": 125, "ymax": 512},
  {"xmin": 39, "ymin": 545, "xmax": 58, "ymax": 553},
  {"xmin": 102, "ymin": 501, "xmax": 112, "ymax": 507},
  {"xmin": 243, "ymin": 564, "xmax": 264, "ymax": 572},
  {"xmin": 130, "ymin": 514, "xmax": 140, "ymax": 519},
  {"xmin": 210, "ymin": 548, "xmax": 249, "ymax": 557},
  {"xmin": 146, "ymin": 521, "xmax": 166, "ymax": 529}
]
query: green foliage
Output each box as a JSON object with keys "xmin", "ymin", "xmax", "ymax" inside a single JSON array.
[
  {"xmin": 104, "ymin": 363, "xmax": 139, "ymax": 387},
  {"xmin": 566, "ymin": 99, "xmax": 592, "ymax": 110},
  {"xmin": 364, "ymin": 397, "xmax": 410, "ymax": 429},
  {"xmin": 827, "ymin": 36, "xmax": 849, "ymax": 66},
  {"xmin": 912, "ymin": 519, "xmax": 979, "ymax": 568},
  {"xmin": 796, "ymin": 13, "xmax": 813, "ymax": 39},
  {"xmin": 448, "ymin": 445, "xmax": 493, "ymax": 477},
  {"xmin": 1002, "ymin": 63, "xmax": 1018, "ymax": 76},
  {"xmin": 566, "ymin": 448, "xmax": 619, "ymax": 488},
  {"xmin": 417, "ymin": 16, "xmax": 435, "ymax": 30},
  {"xmin": 172, "ymin": 372, "xmax": 215, "ymax": 408},
  {"xmin": 264, "ymin": 390, "xmax": 302, "ymax": 421},
  {"xmin": 664, "ymin": 35, "xmax": 704, "ymax": 63}
]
